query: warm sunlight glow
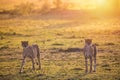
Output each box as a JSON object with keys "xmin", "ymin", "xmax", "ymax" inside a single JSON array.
[
  {"xmin": 0, "ymin": 0, "xmax": 120, "ymax": 13},
  {"xmin": 67, "ymin": 0, "xmax": 108, "ymax": 10},
  {"xmin": 94, "ymin": 0, "xmax": 108, "ymax": 10},
  {"xmin": 96, "ymin": 0, "xmax": 106, "ymax": 6}
]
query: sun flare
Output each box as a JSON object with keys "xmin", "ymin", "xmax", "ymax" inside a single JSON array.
[
  {"xmin": 68, "ymin": 0, "xmax": 108, "ymax": 9},
  {"xmin": 96, "ymin": 0, "xmax": 106, "ymax": 5}
]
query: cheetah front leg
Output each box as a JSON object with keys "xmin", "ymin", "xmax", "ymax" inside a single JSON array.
[
  {"xmin": 85, "ymin": 57, "xmax": 88, "ymax": 73},
  {"xmin": 37, "ymin": 55, "xmax": 41, "ymax": 70},
  {"xmin": 89, "ymin": 57, "xmax": 93, "ymax": 73},
  {"xmin": 31, "ymin": 58, "xmax": 35, "ymax": 70},
  {"xmin": 20, "ymin": 57, "xmax": 26, "ymax": 73},
  {"xmin": 93, "ymin": 57, "xmax": 96, "ymax": 72}
]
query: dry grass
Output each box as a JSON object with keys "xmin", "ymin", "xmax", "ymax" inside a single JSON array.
[{"xmin": 0, "ymin": 14, "xmax": 120, "ymax": 80}]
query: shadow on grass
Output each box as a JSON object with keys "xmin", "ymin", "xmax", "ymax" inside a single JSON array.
[
  {"xmin": 50, "ymin": 48, "xmax": 83, "ymax": 54},
  {"xmin": 0, "ymin": 69, "xmax": 46, "ymax": 80},
  {"xmin": 0, "ymin": 57, "xmax": 18, "ymax": 62},
  {"xmin": 0, "ymin": 74, "xmax": 14, "ymax": 80},
  {"xmin": 0, "ymin": 67, "xmax": 91, "ymax": 80},
  {"xmin": 71, "ymin": 68, "xmax": 84, "ymax": 71},
  {"xmin": 0, "ymin": 71, "xmax": 89, "ymax": 80},
  {"xmin": 59, "ymin": 48, "xmax": 83, "ymax": 52}
]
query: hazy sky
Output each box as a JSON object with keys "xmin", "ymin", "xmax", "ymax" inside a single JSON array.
[
  {"xmin": 0, "ymin": 0, "xmax": 119, "ymax": 10},
  {"xmin": 0, "ymin": 0, "xmax": 95, "ymax": 9}
]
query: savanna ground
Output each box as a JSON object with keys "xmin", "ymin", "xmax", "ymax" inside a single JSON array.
[{"xmin": 0, "ymin": 13, "xmax": 120, "ymax": 80}]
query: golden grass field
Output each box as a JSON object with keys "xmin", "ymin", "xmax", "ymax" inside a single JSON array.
[{"xmin": 0, "ymin": 13, "xmax": 120, "ymax": 80}]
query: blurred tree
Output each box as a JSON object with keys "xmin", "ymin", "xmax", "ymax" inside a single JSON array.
[
  {"xmin": 13, "ymin": 2, "xmax": 34, "ymax": 15},
  {"xmin": 53, "ymin": 0, "xmax": 63, "ymax": 10},
  {"xmin": 40, "ymin": 0, "xmax": 51, "ymax": 14},
  {"xmin": 53, "ymin": 0, "xmax": 72, "ymax": 10}
]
